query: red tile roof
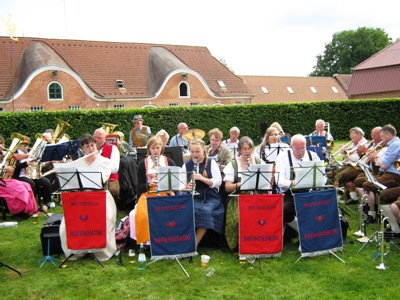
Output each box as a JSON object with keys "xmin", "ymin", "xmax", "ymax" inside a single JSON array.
[
  {"xmin": 241, "ymin": 75, "xmax": 348, "ymax": 103},
  {"xmin": 0, "ymin": 37, "xmax": 252, "ymax": 100}
]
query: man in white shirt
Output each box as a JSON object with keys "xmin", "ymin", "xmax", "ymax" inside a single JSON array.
[
  {"xmin": 94, "ymin": 128, "xmax": 120, "ymax": 201},
  {"xmin": 169, "ymin": 122, "xmax": 189, "ymax": 154},
  {"xmin": 275, "ymin": 134, "xmax": 320, "ymax": 232},
  {"xmin": 221, "ymin": 126, "xmax": 240, "ymax": 158}
]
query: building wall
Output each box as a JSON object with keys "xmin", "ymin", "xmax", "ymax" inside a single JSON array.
[
  {"xmin": 1, "ymin": 71, "xmax": 251, "ymax": 112},
  {"xmin": 349, "ymin": 90, "xmax": 400, "ymax": 99}
]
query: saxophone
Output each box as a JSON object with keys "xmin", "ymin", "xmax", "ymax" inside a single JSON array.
[{"xmin": 0, "ymin": 133, "xmax": 26, "ymax": 180}]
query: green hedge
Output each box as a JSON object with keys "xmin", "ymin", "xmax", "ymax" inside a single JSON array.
[{"xmin": 1, "ymin": 98, "xmax": 399, "ymax": 145}]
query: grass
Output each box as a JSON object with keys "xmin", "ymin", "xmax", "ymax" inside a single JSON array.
[{"xmin": 2, "ymin": 141, "xmax": 399, "ymax": 299}]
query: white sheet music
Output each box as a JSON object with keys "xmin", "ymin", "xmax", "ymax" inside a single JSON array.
[
  {"xmin": 54, "ymin": 163, "xmax": 103, "ymax": 190},
  {"xmin": 240, "ymin": 164, "xmax": 273, "ymax": 190},
  {"xmin": 359, "ymin": 163, "xmax": 387, "ymax": 190},
  {"xmin": 158, "ymin": 166, "xmax": 186, "ymax": 191},
  {"xmin": 293, "ymin": 160, "xmax": 327, "ymax": 189}
]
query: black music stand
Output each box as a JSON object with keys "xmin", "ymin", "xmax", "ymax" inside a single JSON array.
[
  {"xmin": 261, "ymin": 144, "xmax": 288, "ymax": 163},
  {"xmin": 238, "ymin": 164, "xmax": 275, "ymax": 193},
  {"xmin": 0, "ymin": 261, "xmax": 22, "ymax": 276},
  {"xmin": 55, "ymin": 169, "xmax": 105, "ymax": 268}
]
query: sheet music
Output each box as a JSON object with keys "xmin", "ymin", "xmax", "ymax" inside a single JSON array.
[
  {"xmin": 264, "ymin": 143, "xmax": 286, "ymax": 162},
  {"xmin": 293, "ymin": 160, "xmax": 327, "ymax": 189},
  {"xmin": 158, "ymin": 166, "xmax": 186, "ymax": 191},
  {"xmin": 359, "ymin": 163, "xmax": 387, "ymax": 190},
  {"xmin": 240, "ymin": 164, "xmax": 273, "ymax": 190},
  {"xmin": 54, "ymin": 163, "xmax": 103, "ymax": 190}
]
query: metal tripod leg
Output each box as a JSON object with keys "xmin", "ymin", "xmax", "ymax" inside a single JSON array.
[
  {"xmin": 357, "ymin": 230, "xmax": 379, "ymax": 254},
  {"xmin": 0, "ymin": 262, "xmax": 22, "ymax": 276}
]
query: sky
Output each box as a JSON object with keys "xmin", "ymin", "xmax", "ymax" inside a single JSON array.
[{"xmin": 1, "ymin": 0, "xmax": 400, "ymax": 76}]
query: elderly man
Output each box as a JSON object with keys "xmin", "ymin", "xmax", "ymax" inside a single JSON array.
[
  {"xmin": 310, "ymin": 119, "xmax": 334, "ymax": 140},
  {"xmin": 169, "ymin": 122, "xmax": 189, "ymax": 153},
  {"xmin": 221, "ymin": 126, "xmax": 240, "ymax": 158},
  {"xmin": 94, "ymin": 127, "xmax": 120, "ymax": 201},
  {"xmin": 362, "ymin": 124, "xmax": 400, "ymax": 234},
  {"xmin": 129, "ymin": 114, "xmax": 151, "ymax": 148},
  {"xmin": 275, "ymin": 134, "xmax": 321, "ymax": 233},
  {"xmin": 336, "ymin": 127, "xmax": 368, "ymax": 205}
]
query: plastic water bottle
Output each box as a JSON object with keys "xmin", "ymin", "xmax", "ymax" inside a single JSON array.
[{"xmin": 138, "ymin": 243, "xmax": 147, "ymax": 271}]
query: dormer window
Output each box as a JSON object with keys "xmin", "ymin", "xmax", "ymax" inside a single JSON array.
[
  {"xmin": 217, "ymin": 80, "xmax": 226, "ymax": 89},
  {"xmin": 116, "ymin": 80, "xmax": 126, "ymax": 89}
]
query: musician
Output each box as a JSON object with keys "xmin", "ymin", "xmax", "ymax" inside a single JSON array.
[
  {"xmin": 59, "ymin": 134, "xmax": 117, "ymax": 261},
  {"xmin": 156, "ymin": 129, "xmax": 170, "ymax": 147},
  {"xmin": 129, "ymin": 114, "xmax": 151, "ymax": 148},
  {"xmin": 275, "ymin": 134, "xmax": 320, "ymax": 234},
  {"xmin": 362, "ymin": 124, "xmax": 400, "ymax": 234},
  {"xmin": 353, "ymin": 126, "xmax": 384, "ymax": 223},
  {"xmin": 336, "ymin": 127, "xmax": 368, "ymax": 205},
  {"xmin": 0, "ymin": 135, "xmax": 38, "ymax": 219},
  {"xmin": 13, "ymin": 137, "xmax": 53, "ymax": 208},
  {"xmin": 183, "ymin": 138, "xmax": 224, "ymax": 248},
  {"xmin": 270, "ymin": 122, "xmax": 288, "ymax": 138},
  {"xmin": 310, "ymin": 119, "xmax": 334, "ymax": 140},
  {"xmin": 221, "ymin": 126, "xmax": 240, "ymax": 158},
  {"xmin": 94, "ymin": 128, "xmax": 120, "ymax": 201},
  {"xmin": 129, "ymin": 136, "xmax": 176, "ymax": 245},
  {"xmin": 169, "ymin": 122, "xmax": 189, "ymax": 154},
  {"xmin": 205, "ymin": 128, "xmax": 232, "ymax": 173},
  {"xmin": 223, "ymin": 136, "xmax": 264, "ymax": 251},
  {"xmin": 255, "ymin": 126, "xmax": 289, "ymax": 164}
]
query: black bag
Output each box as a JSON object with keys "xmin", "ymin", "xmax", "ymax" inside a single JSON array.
[
  {"xmin": 40, "ymin": 214, "xmax": 63, "ymax": 256},
  {"xmin": 340, "ymin": 214, "xmax": 349, "ymax": 240}
]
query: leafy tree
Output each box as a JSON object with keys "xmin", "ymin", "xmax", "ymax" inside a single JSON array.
[
  {"xmin": 310, "ymin": 27, "xmax": 391, "ymax": 77},
  {"xmin": 219, "ymin": 57, "xmax": 235, "ymax": 73}
]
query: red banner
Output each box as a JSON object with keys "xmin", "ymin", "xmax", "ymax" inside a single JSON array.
[
  {"xmin": 63, "ymin": 191, "xmax": 107, "ymax": 250},
  {"xmin": 239, "ymin": 194, "xmax": 283, "ymax": 256}
]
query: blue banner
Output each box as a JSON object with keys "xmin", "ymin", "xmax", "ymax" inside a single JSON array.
[
  {"xmin": 147, "ymin": 194, "xmax": 196, "ymax": 259},
  {"xmin": 294, "ymin": 189, "xmax": 343, "ymax": 257}
]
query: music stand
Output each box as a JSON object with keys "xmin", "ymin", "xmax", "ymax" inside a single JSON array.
[
  {"xmin": 239, "ymin": 164, "xmax": 274, "ymax": 193},
  {"xmin": 156, "ymin": 166, "xmax": 186, "ymax": 192},
  {"xmin": 55, "ymin": 168, "xmax": 106, "ymax": 268},
  {"xmin": 305, "ymin": 136, "xmax": 327, "ymax": 161},
  {"xmin": 41, "ymin": 140, "xmax": 80, "ymax": 162},
  {"xmin": 291, "ymin": 161, "xmax": 331, "ymax": 191},
  {"xmin": 357, "ymin": 163, "xmax": 388, "ymax": 256},
  {"xmin": 0, "ymin": 261, "xmax": 22, "ymax": 276}
]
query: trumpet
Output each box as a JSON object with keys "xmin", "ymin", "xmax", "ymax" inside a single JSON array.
[
  {"xmin": 332, "ymin": 140, "xmax": 353, "ymax": 157},
  {"xmin": 394, "ymin": 159, "xmax": 400, "ymax": 171},
  {"xmin": 351, "ymin": 141, "xmax": 384, "ymax": 167}
]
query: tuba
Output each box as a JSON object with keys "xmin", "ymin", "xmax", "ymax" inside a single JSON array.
[
  {"xmin": 25, "ymin": 133, "xmax": 48, "ymax": 179},
  {"xmin": 0, "ymin": 133, "xmax": 26, "ymax": 179},
  {"xmin": 53, "ymin": 118, "xmax": 72, "ymax": 144},
  {"xmin": 102, "ymin": 123, "xmax": 118, "ymax": 135}
]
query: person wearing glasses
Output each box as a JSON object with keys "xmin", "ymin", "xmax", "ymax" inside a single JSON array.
[
  {"xmin": 275, "ymin": 134, "xmax": 320, "ymax": 234},
  {"xmin": 129, "ymin": 114, "xmax": 152, "ymax": 148}
]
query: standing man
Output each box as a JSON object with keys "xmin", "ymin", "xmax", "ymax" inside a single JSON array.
[
  {"xmin": 169, "ymin": 122, "xmax": 189, "ymax": 153},
  {"xmin": 221, "ymin": 126, "xmax": 240, "ymax": 158},
  {"xmin": 129, "ymin": 114, "xmax": 151, "ymax": 148},
  {"xmin": 275, "ymin": 134, "xmax": 321, "ymax": 233},
  {"xmin": 94, "ymin": 128, "xmax": 120, "ymax": 201}
]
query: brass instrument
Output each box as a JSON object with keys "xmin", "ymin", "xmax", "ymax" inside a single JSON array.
[
  {"xmin": 0, "ymin": 133, "xmax": 26, "ymax": 179},
  {"xmin": 376, "ymin": 215, "xmax": 389, "ymax": 270},
  {"xmin": 332, "ymin": 140, "xmax": 352, "ymax": 158},
  {"xmin": 323, "ymin": 122, "xmax": 334, "ymax": 150},
  {"xmin": 394, "ymin": 159, "xmax": 400, "ymax": 171},
  {"xmin": 26, "ymin": 133, "xmax": 48, "ymax": 179},
  {"xmin": 351, "ymin": 141, "xmax": 384, "ymax": 167},
  {"xmin": 102, "ymin": 123, "xmax": 118, "ymax": 135},
  {"xmin": 53, "ymin": 118, "xmax": 72, "ymax": 144}
]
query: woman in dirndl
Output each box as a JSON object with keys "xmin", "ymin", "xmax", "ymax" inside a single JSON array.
[
  {"xmin": 129, "ymin": 136, "xmax": 175, "ymax": 244},
  {"xmin": 223, "ymin": 136, "xmax": 265, "ymax": 252},
  {"xmin": 182, "ymin": 138, "xmax": 224, "ymax": 248}
]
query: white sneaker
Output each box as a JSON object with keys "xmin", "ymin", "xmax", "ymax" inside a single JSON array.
[{"xmin": 48, "ymin": 202, "xmax": 56, "ymax": 208}]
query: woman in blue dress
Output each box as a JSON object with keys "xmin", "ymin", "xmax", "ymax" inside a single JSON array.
[{"xmin": 182, "ymin": 138, "xmax": 224, "ymax": 248}]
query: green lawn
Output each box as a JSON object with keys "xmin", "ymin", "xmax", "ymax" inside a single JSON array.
[{"xmin": 2, "ymin": 141, "xmax": 399, "ymax": 299}]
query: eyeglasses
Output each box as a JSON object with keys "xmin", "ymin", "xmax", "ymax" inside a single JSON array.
[
  {"xmin": 20, "ymin": 144, "xmax": 28, "ymax": 147},
  {"xmin": 293, "ymin": 147, "xmax": 306, "ymax": 151}
]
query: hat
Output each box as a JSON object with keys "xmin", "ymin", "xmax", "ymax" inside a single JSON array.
[{"xmin": 132, "ymin": 114, "xmax": 143, "ymax": 122}]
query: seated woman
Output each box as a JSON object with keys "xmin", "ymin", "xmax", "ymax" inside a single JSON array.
[
  {"xmin": 156, "ymin": 129, "xmax": 170, "ymax": 148},
  {"xmin": 129, "ymin": 136, "xmax": 175, "ymax": 245},
  {"xmin": 255, "ymin": 126, "xmax": 289, "ymax": 164},
  {"xmin": 223, "ymin": 136, "xmax": 265, "ymax": 251},
  {"xmin": 0, "ymin": 135, "xmax": 38, "ymax": 219},
  {"xmin": 59, "ymin": 134, "xmax": 117, "ymax": 261},
  {"xmin": 182, "ymin": 138, "xmax": 224, "ymax": 248}
]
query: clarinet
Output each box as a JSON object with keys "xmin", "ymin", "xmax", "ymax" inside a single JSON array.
[
  {"xmin": 246, "ymin": 155, "xmax": 254, "ymax": 194},
  {"xmin": 191, "ymin": 158, "xmax": 199, "ymax": 195}
]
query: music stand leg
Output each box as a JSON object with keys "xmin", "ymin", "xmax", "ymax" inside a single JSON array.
[
  {"xmin": 175, "ymin": 258, "xmax": 190, "ymax": 278},
  {"xmin": 357, "ymin": 230, "xmax": 379, "ymax": 254},
  {"xmin": 0, "ymin": 262, "xmax": 22, "ymax": 276},
  {"xmin": 88, "ymin": 253, "xmax": 106, "ymax": 268},
  {"xmin": 328, "ymin": 250, "xmax": 346, "ymax": 264},
  {"xmin": 38, "ymin": 239, "xmax": 59, "ymax": 268},
  {"xmin": 58, "ymin": 253, "xmax": 74, "ymax": 268}
]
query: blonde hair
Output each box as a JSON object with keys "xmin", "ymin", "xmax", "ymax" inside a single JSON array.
[
  {"xmin": 261, "ymin": 127, "xmax": 280, "ymax": 148},
  {"xmin": 146, "ymin": 136, "xmax": 165, "ymax": 156},
  {"xmin": 208, "ymin": 128, "xmax": 223, "ymax": 141},
  {"xmin": 156, "ymin": 129, "xmax": 170, "ymax": 142},
  {"xmin": 189, "ymin": 138, "xmax": 209, "ymax": 178}
]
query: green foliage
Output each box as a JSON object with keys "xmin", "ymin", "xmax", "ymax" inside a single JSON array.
[
  {"xmin": 0, "ymin": 98, "xmax": 399, "ymax": 144},
  {"xmin": 310, "ymin": 27, "xmax": 391, "ymax": 77}
]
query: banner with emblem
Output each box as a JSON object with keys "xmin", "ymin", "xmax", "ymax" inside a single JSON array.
[
  {"xmin": 63, "ymin": 191, "xmax": 107, "ymax": 250},
  {"xmin": 147, "ymin": 194, "xmax": 196, "ymax": 259},
  {"xmin": 239, "ymin": 194, "xmax": 283, "ymax": 257},
  {"xmin": 294, "ymin": 189, "xmax": 343, "ymax": 257}
]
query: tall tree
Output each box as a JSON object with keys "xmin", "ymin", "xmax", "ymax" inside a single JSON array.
[{"xmin": 310, "ymin": 27, "xmax": 391, "ymax": 77}]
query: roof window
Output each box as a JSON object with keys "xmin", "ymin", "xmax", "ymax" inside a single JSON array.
[
  {"xmin": 310, "ymin": 86, "xmax": 317, "ymax": 93},
  {"xmin": 331, "ymin": 86, "xmax": 339, "ymax": 93},
  {"xmin": 286, "ymin": 86, "xmax": 294, "ymax": 94},
  {"xmin": 217, "ymin": 80, "xmax": 226, "ymax": 89},
  {"xmin": 116, "ymin": 80, "xmax": 126, "ymax": 89},
  {"xmin": 261, "ymin": 86, "xmax": 269, "ymax": 94}
]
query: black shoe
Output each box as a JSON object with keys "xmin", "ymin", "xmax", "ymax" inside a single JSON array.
[
  {"xmin": 363, "ymin": 215, "xmax": 376, "ymax": 224},
  {"xmin": 345, "ymin": 199, "xmax": 359, "ymax": 205}
]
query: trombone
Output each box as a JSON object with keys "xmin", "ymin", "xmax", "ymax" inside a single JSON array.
[
  {"xmin": 331, "ymin": 140, "xmax": 353, "ymax": 157},
  {"xmin": 351, "ymin": 141, "xmax": 384, "ymax": 167}
]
